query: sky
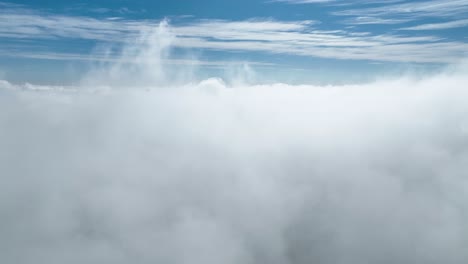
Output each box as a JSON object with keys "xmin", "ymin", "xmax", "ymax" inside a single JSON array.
[
  {"xmin": 2, "ymin": 1, "xmax": 468, "ymax": 264},
  {"xmin": 1, "ymin": 0, "xmax": 468, "ymax": 84}
]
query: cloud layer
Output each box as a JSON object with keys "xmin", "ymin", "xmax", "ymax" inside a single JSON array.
[{"xmin": 2, "ymin": 65, "xmax": 468, "ymax": 264}]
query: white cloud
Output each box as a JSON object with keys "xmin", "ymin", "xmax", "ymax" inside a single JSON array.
[
  {"xmin": 0, "ymin": 12, "xmax": 149, "ymax": 41},
  {"xmin": 343, "ymin": 16, "xmax": 411, "ymax": 25},
  {"xmin": 401, "ymin": 18, "xmax": 468, "ymax": 30},
  {"xmin": 270, "ymin": 0, "xmax": 405, "ymax": 5},
  {"xmin": 267, "ymin": 0, "xmax": 335, "ymax": 4},
  {"xmin": 170, "ymin": 20, "xmax": 463, "ymax": 63},
  {"xmin": 1, "ymin": 63, "xmax": 468, "ymax": 263},
  {"xmin": 334, "ymin": 0, "xmax": 468, "ymax": 18},
  {"xmin": 0, "ymin": 49, "xmax": 273, "ymax": 68}
]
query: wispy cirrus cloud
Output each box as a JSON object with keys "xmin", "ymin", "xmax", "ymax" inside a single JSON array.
[
  {"xmin": 269, "ymin": 0, "xmax": 468, "ymax": 29},
  {"xmin": 0, "ymin": 9, "xmax": 151, "ymax": 41},
  {"xmin": 270, "ymin": 0, "xmax": 406, "ymax": 6},
  {"xmin": 0, "ymin": 49, "xmax": 274, "ymax": 68},
  {"xmin": 334, "ymin": 0, "xmax": 468, "ymax": 18},
  {"xmin": 401, "ymin": 19, "xmax": 468, "ymax": 30},
  {"xmin": 1, "ymin": 3, "xmax": 468, "ymax": 64},
  {"xmin": 267, "ymin": 0, "xmax": 335, "ymax": 4},
  {"xmin": 330, "ymin": 0, "xmax": 468, "ymax": 29},
  {"xmin": 343, "ymin": 16, "xmax": 411, "ymax": 25}
]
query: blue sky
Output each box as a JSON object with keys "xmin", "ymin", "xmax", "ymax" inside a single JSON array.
[{"xmin": 1, "ymin": 0, "xmax": 468, "ymax": 84}]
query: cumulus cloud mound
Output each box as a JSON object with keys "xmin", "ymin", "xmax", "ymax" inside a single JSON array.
[{"xmin": 1, "ymin": 23, "xmax": 468, "ymax": 264}]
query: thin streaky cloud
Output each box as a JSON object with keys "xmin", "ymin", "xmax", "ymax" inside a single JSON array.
[
  {"xmin": 0, "ymin": 50, "xmax": 276, "ymax": 67},
  {"xmin": 1, "ymin": 2, "xmax": 468, "ymax": 65},
  {"xmin": 344, "ymin": 16, "xmax": 411, "ymax": 25},
  {"xmin": 268, "ymin": 0, "xmax": 403, "ymax": 4},
  {"xmin": 333, "ymin": 0, "xmax": 468, "ymax": 18},
  {"xmin": 401, "ymin": 19, "xmax": 468, "ymax": 30},
  {"xmin": 267, "ymin": 0, "xmax": 335, "ymax": 4},
  {"xmin": 0, "ymin": 9, "xmax": 465, "ymax": 64}
]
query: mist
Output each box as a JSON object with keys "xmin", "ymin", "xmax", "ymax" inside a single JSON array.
[{"xmin": 1, "ymin": 23, "xmax": 468, "ymax": 264}]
